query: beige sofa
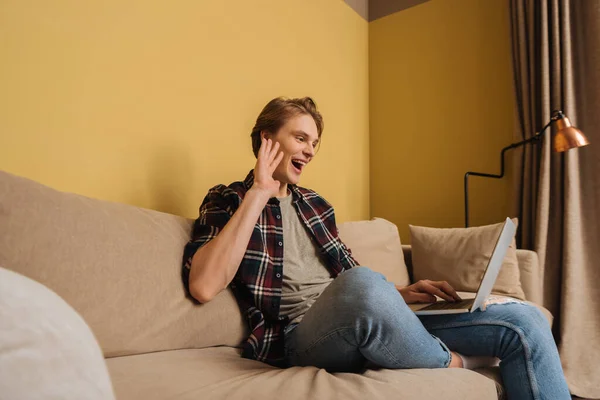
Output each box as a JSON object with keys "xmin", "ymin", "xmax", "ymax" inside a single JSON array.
[{"xmin": 0, "ymin": 170, "xmax": 551, "ymax": 399}]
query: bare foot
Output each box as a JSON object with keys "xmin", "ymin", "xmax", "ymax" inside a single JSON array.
[{"xmin": 449, "ymin": 351, "xmax": 464, "ymax": 368}]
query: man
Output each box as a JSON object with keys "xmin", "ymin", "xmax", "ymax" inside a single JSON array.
[{"xmin": 182, "ymin": 97, "xmax": 570, "ymax": 400}]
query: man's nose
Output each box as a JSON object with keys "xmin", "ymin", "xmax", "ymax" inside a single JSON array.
[{"xmin": 304, "ymin": 144, "xmax": 315, "ymax": 157}]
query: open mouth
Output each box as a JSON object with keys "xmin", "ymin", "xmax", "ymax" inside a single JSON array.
[{"xmin": 291, "ymin": 159, "xmax": 306, "ymax": 173}]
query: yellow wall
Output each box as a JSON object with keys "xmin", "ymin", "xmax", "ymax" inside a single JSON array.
[
  {"xmin": 0, "ymin": 0, "xmax": 517, "ymax": 236},
  {"xmin": 369, "ymin": 0, "xmax": 515, "ymax": 242},
  {"xmin": 0, "ymin": 1, "xmax": 369, "ymax": 223}
]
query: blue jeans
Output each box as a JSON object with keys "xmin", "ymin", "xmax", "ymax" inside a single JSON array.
[{"xmin": 284, "ymin": 267, "xmax": 570, "ymax": 400}]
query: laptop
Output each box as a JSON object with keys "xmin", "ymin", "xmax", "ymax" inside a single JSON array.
[{"xmin": 409, "ymin": 217, "xmax": 517, "ymax": 315}]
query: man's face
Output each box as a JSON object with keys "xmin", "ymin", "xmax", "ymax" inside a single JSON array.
[{"xmin": 263, "ymin": 114, "xmax": 320, "ymax": 186}]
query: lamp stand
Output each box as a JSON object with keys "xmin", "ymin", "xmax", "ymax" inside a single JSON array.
[{"xmin": 463, "ymin": 120, "xmax": 552, "ymax": 227}]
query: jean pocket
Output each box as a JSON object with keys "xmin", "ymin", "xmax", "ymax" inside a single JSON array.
[{"xmin": 283, "ymin": 323, "xmax": 299, "ymax": 362}]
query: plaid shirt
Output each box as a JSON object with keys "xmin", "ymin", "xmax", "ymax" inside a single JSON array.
[{"xmin": 182, "ymin": 170, "xmax": 359, "ymax": 367}]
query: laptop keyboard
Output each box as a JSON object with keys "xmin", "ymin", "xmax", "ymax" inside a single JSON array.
[{"xmin": 420, "ymin": 299, "xmax": 475, "ymax": 311}]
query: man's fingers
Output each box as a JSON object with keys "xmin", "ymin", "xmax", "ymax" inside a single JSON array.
[
  {"xmin": 268, "ymin": 141, "xmax": 280, "ymax": 163},
  {"xmin": 270, "ymin": 151, "xmax": 284, "ymax": 171},
  {"xmin": 420, "ymin": 281, "xmax": 455, "ymax": 302},
  {"xmin": 258, "ymin": 137, "xmax": 267, "ymax": 158},
  {"xmin": 441, "ymin": 281, "xmax": 462, "ymax": 301},
  {"xmin": 428, "ymin": 280, "xmax": 462, "ymax": 301},
  {"xmin": 412, "ymin": 292, "xmax": 437, "ymax": 303},
  {"xmin": 259, "ymin": 139, "xmax": 276, "ymax": 167},
  {"xmin": 259, "ymin": 138, "xmax": 270, "ymax": 162}
]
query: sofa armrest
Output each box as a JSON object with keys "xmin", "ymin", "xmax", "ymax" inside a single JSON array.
[
  {"xmin": 401, "ymin": 246, "xmax": 542, "ymax": 304},
  {"xmin": 515, "ymin": 249, "xmax": 542, "ymax": 305}
]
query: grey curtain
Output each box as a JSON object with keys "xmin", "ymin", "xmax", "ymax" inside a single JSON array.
[{"xmin": 509, "ymin": 1, "xmax": 600, "ymax": 398}]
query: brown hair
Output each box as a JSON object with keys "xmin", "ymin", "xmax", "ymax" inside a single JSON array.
[{"xmin": 250, "ymin": 97, "xmax": 324, "ymax": 157}]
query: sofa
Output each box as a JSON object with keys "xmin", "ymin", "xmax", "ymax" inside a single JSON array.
[{"xmin": 0, "ymin": 170, "xmax": 551, "ymax": 400}]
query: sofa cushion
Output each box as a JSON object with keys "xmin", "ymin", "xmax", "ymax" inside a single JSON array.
[
  {"xmin": 0, "ymin": 170, "xmax": 247, "ymax": 358},
  {"xmin": 106, "ymin": 347, "xmax": 497, "ymax": 400},
  {"xmin": 0, "ymin": 267, "xmax": 116, "ymax": 399},
  {"xmin": 409, "ymin": 220, "xmax": 526, "ymax": 300},
  {"xmin": 338, "ymin": 218, "xmax": 410, "ymax": 286}
]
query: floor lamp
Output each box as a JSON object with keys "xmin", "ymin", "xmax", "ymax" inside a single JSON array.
[{"xmin": 464, "ymin": 110, "xmax": 589, "ymax": 227}]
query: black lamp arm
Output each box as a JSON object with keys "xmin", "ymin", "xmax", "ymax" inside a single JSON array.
[{"xmin": 463, "ymin": 118, "xmax": 554, "ymax": 227}]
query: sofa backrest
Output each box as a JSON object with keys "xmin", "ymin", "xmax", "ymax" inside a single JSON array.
[
  {"xmin": 0, "ymin": 171, "xmax": 247, "ymax": 358},
  {"xmin": 0, "ymin": 170, "xmax": 413, "ymax": 358}
]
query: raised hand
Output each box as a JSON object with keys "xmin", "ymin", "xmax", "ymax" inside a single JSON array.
[{"xmin": 252, "ymin": 138, "xmax": 284, "ymax": 199}]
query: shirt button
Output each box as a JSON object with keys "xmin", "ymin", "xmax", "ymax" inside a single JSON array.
[
  {"xmin": 276, "ymin": 215, "xmax": 281, "ymax": 219},
  {"xmin": 276, "ymin": 273, "xmax": 281, "ymax": 278},
  {"xmin": 278, "ymin": 241, "xmax": 283, "ymax": 246}
]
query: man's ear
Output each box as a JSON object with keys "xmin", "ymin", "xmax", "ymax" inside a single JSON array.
[{"xmin": 260, "ymin": 131, "xmax": 271, "ymax": 141}]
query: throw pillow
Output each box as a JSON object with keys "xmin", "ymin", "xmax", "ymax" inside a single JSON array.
[
  {"xmin": 409, "ymin": 219, "xmax": 526, "ymax": 300},
  {"xmin": 0, "ymin": 267, "xmax": 116, "ymax": 399},
  {"xmin": 338, "ymin": 218, "xmax": 410, "ymax": 287}
]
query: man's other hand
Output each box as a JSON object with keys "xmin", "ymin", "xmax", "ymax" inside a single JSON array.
[{"xmin": 396, "ymin": 280, "xmax": 462, "ymax": 304}]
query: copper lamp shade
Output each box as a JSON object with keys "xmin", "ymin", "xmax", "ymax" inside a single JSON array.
[{"xmin": 553, "ymin": 114, "xmax": 590, "ymax": 152}]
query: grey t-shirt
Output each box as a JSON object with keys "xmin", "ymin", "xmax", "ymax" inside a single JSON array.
[{"xmin": 277, "ymin": 194, "xmax": 333, "ymax": 325}]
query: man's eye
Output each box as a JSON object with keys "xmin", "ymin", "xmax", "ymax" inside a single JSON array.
[{"xmin": 297, "ymin": 137, "xmax": 304, "ymax": 142}]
